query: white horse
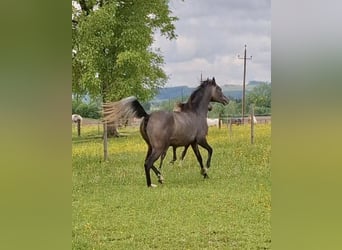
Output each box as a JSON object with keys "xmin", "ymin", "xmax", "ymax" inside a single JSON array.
[
  {"xmin": 206, "ymin": 118, "xmax": 219, "ymax": 127},
  {"xmin": 72, "ymin": 114, "xmax": 83, "ymax": 124},
  {"xmin": 248, "ymin": 115, "xmax": 257, "ymax": 124}
]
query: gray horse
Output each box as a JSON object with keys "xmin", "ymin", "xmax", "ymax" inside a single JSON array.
[{"xmin": 103, "ymin": 77, "xmax": 229, "ymax": 187}]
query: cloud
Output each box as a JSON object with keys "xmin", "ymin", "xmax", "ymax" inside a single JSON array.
[{"xmin": 153, "ymin": 0, "xmax": 271, "ymax": 86}]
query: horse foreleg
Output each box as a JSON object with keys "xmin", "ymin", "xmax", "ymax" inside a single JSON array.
[
  {"xmin": 191, "ymin": 143, "xmax": 208, "ymax": 179},
  {"xmin": 198, "ymin": 139, "xmax": 213, "ymax": 169}
]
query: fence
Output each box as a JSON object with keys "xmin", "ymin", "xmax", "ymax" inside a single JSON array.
[
  {"xmin": 218, "ymin": 114, "xmax": 271, "ymax": 129},
  {"xmin": 75, "ymin": 113, "xmax": 271, "ymax": 146}
]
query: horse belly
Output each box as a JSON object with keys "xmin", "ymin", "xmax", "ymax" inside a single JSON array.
[{"xmin": 169, "ymin": 130, "xmax": 195, "ymax": 146}]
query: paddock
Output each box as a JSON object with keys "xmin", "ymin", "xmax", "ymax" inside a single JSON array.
[{"xmin": 72, "ymin": 123, "xmax": 271, "ymax": 249}]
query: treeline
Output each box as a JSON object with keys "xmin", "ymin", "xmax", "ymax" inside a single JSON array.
[
  {"xmin": 210, "ymin": 83, "xmax": 271, "ymax": 117},
  {"xmin": 155, "ymin": 83, "xmax": 271, "ymax": 117},
  {"xmin": 72, "ymin": 83, "xmax": 271, "ymax": 119}
]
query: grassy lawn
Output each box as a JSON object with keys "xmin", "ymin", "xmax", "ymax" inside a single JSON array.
[{"xmin": 72, "ymin": 124, "xmax": 271, "ymax": 249}]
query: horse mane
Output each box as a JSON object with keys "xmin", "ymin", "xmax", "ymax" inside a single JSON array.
[
  {"xmin": 187, "ymin": 77, "xmax": 216, "ymax": 109},
  {"xmin": 173, "ymin": 102, "xmax": 187, "ymax": 112}
]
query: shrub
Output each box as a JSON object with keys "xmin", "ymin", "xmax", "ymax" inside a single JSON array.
[{"xmin": 72, "ymin": 100, "xmax": 101, "ymax": 119}]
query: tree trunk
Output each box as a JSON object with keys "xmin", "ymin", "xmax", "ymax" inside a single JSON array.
[
  {"xmin": 102, "ymin": 87, "xmax": 120, "ymax": 138},
  {"xmin": 107, "ymin": 121, "xmax": 120, "ymax": 138}
]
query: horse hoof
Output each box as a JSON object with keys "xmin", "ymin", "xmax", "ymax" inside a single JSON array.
[
  {"xmin": 200, "ymin": 167, "xmax": 208, "ymax": 176},
  {"xmin": 158, "ymin": 175, "xmax": 164, "ymax": 184},
  {"xmin": 150, "ymin": 184, "xmax": 157, "ymax": 188}
]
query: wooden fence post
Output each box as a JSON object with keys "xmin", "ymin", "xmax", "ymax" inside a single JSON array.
[
  {"xmin": 103, "ymin": 122, "xmax": 108, "ymax": 161},
  {"xmin": 229, "ymin": 118, "xmax": 232, "ymax": 139},
  {"xmin": 77, "ymin": 119, "xmax": 81, "ymax": 137},
  {"xmin": 218, "ymin": 114, "xmax": 222, "ymax": 129},
  {"xmin": 250, "ymin": 104, "xmax": 255, "ymax": 144}
]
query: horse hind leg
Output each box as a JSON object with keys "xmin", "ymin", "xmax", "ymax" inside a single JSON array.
[
  {"xmin": 143, "ymin": 146, "xmax": 153, "ymax": 187},
  {"xmin": 145, "ymin": 149, "xmax": 164, "ymax": 187},
  {"xmin": 159, "ymin": 151, "xmax": 167, "ymax": 170},
  {"xmin": 144, "ymin": 163, "xmax": 153, "ymax": 187},
  {"xmin": 180, "ymin": 144, "xmax": 190, "ymax": 161},
  {"xmin": 170, "ymin": 146, "xmax": 177, "ymax": 164},
  {"xmin": 155, "ymin": 149, "xmax": 168, "ymax": 183},
  {"xmin": 151, "ymin": 165, "xmax": 164, "ymax": 184},
  {"xmin": 177, "ymin": 144, "xmax": 190, "ymax": 167}
]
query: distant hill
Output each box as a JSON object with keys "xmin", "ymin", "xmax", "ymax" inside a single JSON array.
[
  {"xmin": 153, "ymin": 81, "xmax": 270, "ymax": 102},
  {"xmin": 247, "ymin": 81, "xmax": 265, "ymax": 87},
  {"xmin": 154, "ymin": 86, "xmax": 193, "ymax": 102}
]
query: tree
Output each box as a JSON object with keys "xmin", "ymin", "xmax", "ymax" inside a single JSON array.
[
  {"xmin": 208, "ymin": 100, "xmax": 241, "ymax": 118},
  {"xmin": 246, "ymin": 83, "xmax": 271, "ymax": 115},
  {"xmin": 72, "ymin": 97, "xmax": 102, "ymax": 119},
  {"xmin": 72, "ymin": 0, "xmax": 178, "ymax": 136}
]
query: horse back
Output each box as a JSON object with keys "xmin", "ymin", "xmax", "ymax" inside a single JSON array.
[{"xmin": 140, "ymin": 110, "xmax": 208, "ymax": 149}]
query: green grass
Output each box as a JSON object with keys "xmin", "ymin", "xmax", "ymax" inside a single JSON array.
[{"xmin": 72, "ymin": 124, "xmax": 271, "ymax": 249}]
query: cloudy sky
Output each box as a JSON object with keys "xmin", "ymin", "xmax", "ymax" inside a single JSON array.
[{"xmin": 153, "ymin": 0, "xmax": 271, "ymax": 87}]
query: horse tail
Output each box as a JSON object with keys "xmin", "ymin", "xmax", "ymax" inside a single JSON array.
[{"xmin": 103, "ymin": 96, "xmax": 149, "ymax": 124}]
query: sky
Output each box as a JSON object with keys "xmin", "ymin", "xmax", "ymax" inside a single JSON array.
[{"xmin": 153, "ymin": 0, "xmax": 271, "ymax": 87}]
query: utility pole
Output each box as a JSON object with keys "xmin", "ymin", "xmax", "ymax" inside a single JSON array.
[{"xmin": 238, "ymin": 45, "xmax": 252, "ymax": 124}]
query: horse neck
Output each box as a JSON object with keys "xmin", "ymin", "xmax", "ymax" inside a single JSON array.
[{"xmin": 191, "ymin": 88, "xmax": 212, "ymax": 117}]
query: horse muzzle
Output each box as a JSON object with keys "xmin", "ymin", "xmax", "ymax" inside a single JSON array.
[{"xmin": 221, "ymin": 96, "xmax": 229, "ymax": 105}]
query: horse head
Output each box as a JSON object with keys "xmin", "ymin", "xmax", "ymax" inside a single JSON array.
[{"xmin": 208, "ymin": 77, "xmax": 229, "ymax": 105}]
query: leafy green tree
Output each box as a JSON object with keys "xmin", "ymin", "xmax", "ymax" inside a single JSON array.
[
  {"xmin": 246, "ymin": 83, "xmax": 271, "ymax": 115},
  {"xmin": 225, "ymin": 100, "xmax": 242, "ymax": 116},
  {"xmin": 72, "ymin": 0, "xmax": 178, "ymax": 136},
  {"xmin": 72, "ymin": 97, "xmax": 102, "ymax": 119},
  {"xmin": 208, "ymin": 100, "xmax": 241, "ymax": 118}
]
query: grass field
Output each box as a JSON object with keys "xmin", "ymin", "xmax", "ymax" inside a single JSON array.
[{"xmin": 72, "ymin": 123, "xmax": 271, "ymax": 249}]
